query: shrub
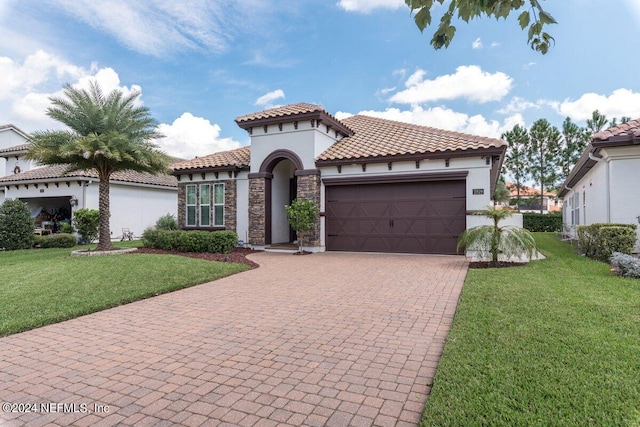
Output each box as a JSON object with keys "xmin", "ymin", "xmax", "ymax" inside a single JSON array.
[
  {"xmin": 610, "ymin": 252, "xmax": 640, "ymax": 278},
  {"xmin": 155, "ymin": 213, "xmax": 178, "ymax": 231},
  {"xmin": 59, "ymin": 222, "xmax": 74, "ymax": 234},
  {"xmin": 34, "ymin": 233, "xmax": 78, "ymax": 248},
  {"xmin": 285, "ymin": 199, "xmax": 318, "ymax": 253},
  {"xmin": 577, "ymin": 223, "xmax": 637, "ymax": 261},
  {"xmin": 72, "ymin": 208, "xmax": 99, "ymax": 244},
  {"xmin": 0, "ymin": 199, "xmax": 34, "ymax": 250},
  {"xmin": 522, "ymin": 212, "xmax": 562, "ymax": 232},
  {"xmin": 142, "ymin": 229, "xmax": 237, "ymax": 254}
]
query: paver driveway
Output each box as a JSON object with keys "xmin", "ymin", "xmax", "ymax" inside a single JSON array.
[{"xmin": 0, "ymin": 252, "xmax": 467, "ymax": 427}]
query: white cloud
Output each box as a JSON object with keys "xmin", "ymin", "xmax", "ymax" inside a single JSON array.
[
  {"xmin": 40, "ymin": 0, "xmax": 271, "ymax": 57},
  {"xmin": 390, "ymin": 65, "xmax": 513, "ymax": 104},
  {"xmin": 497, "ymin": 96, "xmax": 539, "ymax": 115},
  {"xmin": 0, "ymin": 50, "xmax": 157, "ymax": 132},
  {"xmin": 472, "ymin": 38, "xmax": 483, "ymax": 49},
  {"xmin": 255, "ymin": 89, "xmax": 285, "ymax": 108},
  {"xmin": 339, "ymin": 105, "xmax": 524, "ymax": 139},
  {"xmin": 624, "ymin": 0, "xmax": 640, "ymax": 24},
  {"xmin": 337, "ymin": 0, "xmax": 405, "ymax": 13},
  {"xmin": 552, "ymin": 89, "xmax": 640, "ymax": 121},
  {"xmin": 0, "ymin": 50, "xmax": 85, "ymax": 100},
  {"xmin": 156, "ymin": 113, "xmax": 242, "ymax": 159}
]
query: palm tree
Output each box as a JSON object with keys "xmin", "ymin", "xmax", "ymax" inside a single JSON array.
[
  {"xmin": 457, "ymin": 207, "xmax": 536, "ymax": 267},
  {"xmin": 25, "ymin": 82, "xmax": 169, "ymax": 251}
]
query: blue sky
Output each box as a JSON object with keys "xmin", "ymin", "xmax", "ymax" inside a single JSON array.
[{"xmin": 1, "ymin": 0, "xmax": 640, "ymax": 159}]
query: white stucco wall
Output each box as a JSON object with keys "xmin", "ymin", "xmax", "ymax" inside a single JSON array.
[
  {"xmin": 249, "ymin": 122, "xmax": 342, "ymax": 173},
  {"xmin": 103, "ymin": 184, "xmax": 177, "ymax": 238},
  {"xmin": 562, "ymin": 146, "xmax": 640, "ymax": 250},
  {"xmin": 2, "ymin": 179, "xmax": 176, "ymax": 239},
  {"xmin": 1, "ymin": 128, "xmax": 30, "ymax": 178},
  {"xmin": 271, "ymin": 160, "xmax": 296, "ymax": 244}
]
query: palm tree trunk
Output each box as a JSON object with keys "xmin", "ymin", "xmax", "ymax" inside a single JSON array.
[{"xmin": 97, "ymin": 176, "xmax": 113, "ymax": 251}]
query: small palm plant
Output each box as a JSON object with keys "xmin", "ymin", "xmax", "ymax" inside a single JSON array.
[{"xmin": 457, "ymin": 206, "xmax": 536, "ymax": 266}]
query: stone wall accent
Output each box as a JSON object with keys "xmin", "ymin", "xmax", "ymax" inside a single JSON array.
[
  {"xmin": 296, "ymin": 173, "xmax": 321, "ymax": 246},
  {"xmin": 224, "ymin": 180, "xmax": 237, "ymax": 232},
  {"xmin": 249, "ymin": 177, "xmax": 266, "ymax": 245},
  {"xmin": 177, "ymin": 179, "xmax": 237, "ymax": 232},
  {"xmin": 177, "ymin": 182, "xmax": 187, "ymax": 228}
]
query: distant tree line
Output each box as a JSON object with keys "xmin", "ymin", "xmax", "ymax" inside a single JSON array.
[{"xmin": 501, "ymin": 110, "xmax": 631, "ymax": 213}]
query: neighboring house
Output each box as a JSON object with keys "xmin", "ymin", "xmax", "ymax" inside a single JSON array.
[
  {"xmin": 0, "ymin": 125, "xmax": 179, "ymax": 239},
  {"xmin": 506, "ymin": 182, "xmax": 562, "ymax": 213},
  {"xmin": 558, "ymin": 118, "xmax": 640, "ymax": 250},
  {"xmin": 0, "ymin": 124, "xmax": 35, "ymax": 179},
  {"xmin": 171, "ymin": 103, "xmax": 509, "ymax": 255}
]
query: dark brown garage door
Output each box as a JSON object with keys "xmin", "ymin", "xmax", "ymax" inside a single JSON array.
[{"xmin": 325, "ymin": 180, "xmax": 466, "ymax": 254}]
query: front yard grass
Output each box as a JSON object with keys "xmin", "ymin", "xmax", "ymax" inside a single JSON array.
[
  {"xmin": 422, "ymin": 233, "xmax": 640, "ymax": 426},
  {"xmin": 0, "ymin": 242, "xmax": 249, "ymax": 337}
]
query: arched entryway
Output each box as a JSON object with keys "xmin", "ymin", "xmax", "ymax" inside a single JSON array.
[{"xmin": 249, "ymin": 150, "xmax": 303, "ymax": 246}]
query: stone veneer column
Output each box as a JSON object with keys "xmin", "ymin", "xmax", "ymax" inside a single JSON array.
[
  {"xmin": 248, "ymin": 176, "xmax": 266, "ymax": 246},
  {"xmin": 177, "ymin": 183, "xmax": 187, "ymax": 228},
  {"xmin": 296, "ymin": 171, "xmax": 321, "ymax": 246},
  {"xmin": 224, "ymin": 179, "xmax": 237, "ymax": 232}
]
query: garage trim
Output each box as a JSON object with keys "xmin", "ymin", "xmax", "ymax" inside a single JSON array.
[{"xmin": 322, "ymin": 171, "xmax": 468, "ymax": 186}]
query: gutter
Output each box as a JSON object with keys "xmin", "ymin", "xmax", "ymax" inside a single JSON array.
[{"xmin": 588, "ymin": 151, "xmax": 610, "ymax": 222}]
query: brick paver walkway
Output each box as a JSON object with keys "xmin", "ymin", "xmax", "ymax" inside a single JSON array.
[{"xmin": 0, "ymin": 252, "xmax": 467, "ymax": 427}]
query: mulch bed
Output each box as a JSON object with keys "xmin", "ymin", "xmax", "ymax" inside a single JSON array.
[
  {"xmin": 135, "ymin": 247, "xmax": 262, "ymax": 269},
  {"xmin": 469, "ymin": 261, "xmax": 527, "ymax": 269}
]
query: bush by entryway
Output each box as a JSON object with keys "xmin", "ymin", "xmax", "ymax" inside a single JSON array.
[{"xmin": 142, "ymin": 229, "xmax": 237, "ymax": 254}]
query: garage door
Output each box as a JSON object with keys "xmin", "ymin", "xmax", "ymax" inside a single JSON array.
[{"xmin": 325, "ymin": 180, "xmax": 466, "ymax": 254}]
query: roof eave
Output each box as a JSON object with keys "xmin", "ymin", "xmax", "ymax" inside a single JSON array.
[
  {"xmin": 236, "ymin": 111, "xmax": 353, "ymax": 137},
  {"xmin": 171, "ymin": 165, "xmax": 250, "ymax": 176},
  {"xmin": 315, "ymin": 146, "xmax": 506, "ymax": 167},
  {"xmin": 558, "ymin": 146, "xmax": 598, "ymax": 198}
]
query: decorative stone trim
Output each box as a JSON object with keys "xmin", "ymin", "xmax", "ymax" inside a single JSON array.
[
  {"xmin": 249, "ymin": 177, "xmax": 266, "ymax": 245},
  {"xmin": 178, "ymin": 180, "xmax": 237, "ymax": 232},
  {"xmin": 296, "ymin": 174, "xmax": 321, "ymax": 246}
]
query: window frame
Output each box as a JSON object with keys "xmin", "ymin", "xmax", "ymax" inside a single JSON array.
[
  {"xmin": 199, "ymin": 184, "xmax": 211, "ymax": 226},
  {"xmin": 213, "ymin": 183, "xmax": 225, "ymax": 226},
  {"xmin": 185, "ymin": 184, "xmax": 197, "ymax": 227}
]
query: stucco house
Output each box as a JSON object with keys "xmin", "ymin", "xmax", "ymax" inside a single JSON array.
[
  {"xmin": 558, "ymin": 118, "xmax": 640, "ymax": 249},
  {"xmin": 0, "ymin": 124, "xmax": 179, "ymax": 239},
  {"xmin": 171, "ymin": 103, "xmax": 509, "ymax": 255},
  {"xmin": 506, "ymin": 182, "xmax": 562, "ymax": 213}
]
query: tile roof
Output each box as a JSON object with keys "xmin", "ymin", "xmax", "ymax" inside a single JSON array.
[
  {"xmin": 0, "ymin": 164, "xmax": 178, "ymax": 188},
  {"xmin": 506, "ymin": 182, "xmax": 556, "ymax": 197},
  {"xmin": 171, "ymin": 146, "xmax": 251, "ymax": 172},
  {"xmin": 0, "ymin": 143, "xmax": 29, "ymax": 154},
  {"xmin": 317, "ymin": 114, "xmax": 507, "ymax": 162},
  {"xmin": 234, "ymin": 103, "xmax": 354, "ymax": 136},
  {"xmin": 235, "ymin": 103, "xmax": 327, "ymax": 123},
  {"xmin": 593, "ymin": 117, "xmax": 640, "ymax": 141}
]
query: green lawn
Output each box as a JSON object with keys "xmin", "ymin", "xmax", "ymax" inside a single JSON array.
[
  {"xmin": 422, "ymin": 233, "xmax": 640, "ymax": 427},
  {"xmin": 0, "ymin": 242, "xmax": 249, "ymax": 337}
]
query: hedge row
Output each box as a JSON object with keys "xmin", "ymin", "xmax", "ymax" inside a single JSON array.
[
  {"xmin": 577, "ymin": 223, "xmax": 637, "ymax": 262},
  {"xmin": 142, "ymin": 229, "xmax": 237, "ymax": 254},
  {"xmin": 34, "ymin": 233, "xmax": 78, "ymax": 248},
  {"xmin": 522, "ymin": 212, "xmax": 562, "ymax": 232}
]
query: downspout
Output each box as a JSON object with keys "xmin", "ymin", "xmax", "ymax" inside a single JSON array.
[{"xmin": 588, "ymin": 152, "xmax": 610, "ymax": 222}]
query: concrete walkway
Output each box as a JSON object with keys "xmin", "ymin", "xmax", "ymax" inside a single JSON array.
[{"xmin": 0, "ymin": 252, "xmax": 468, "ymax": 427}]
